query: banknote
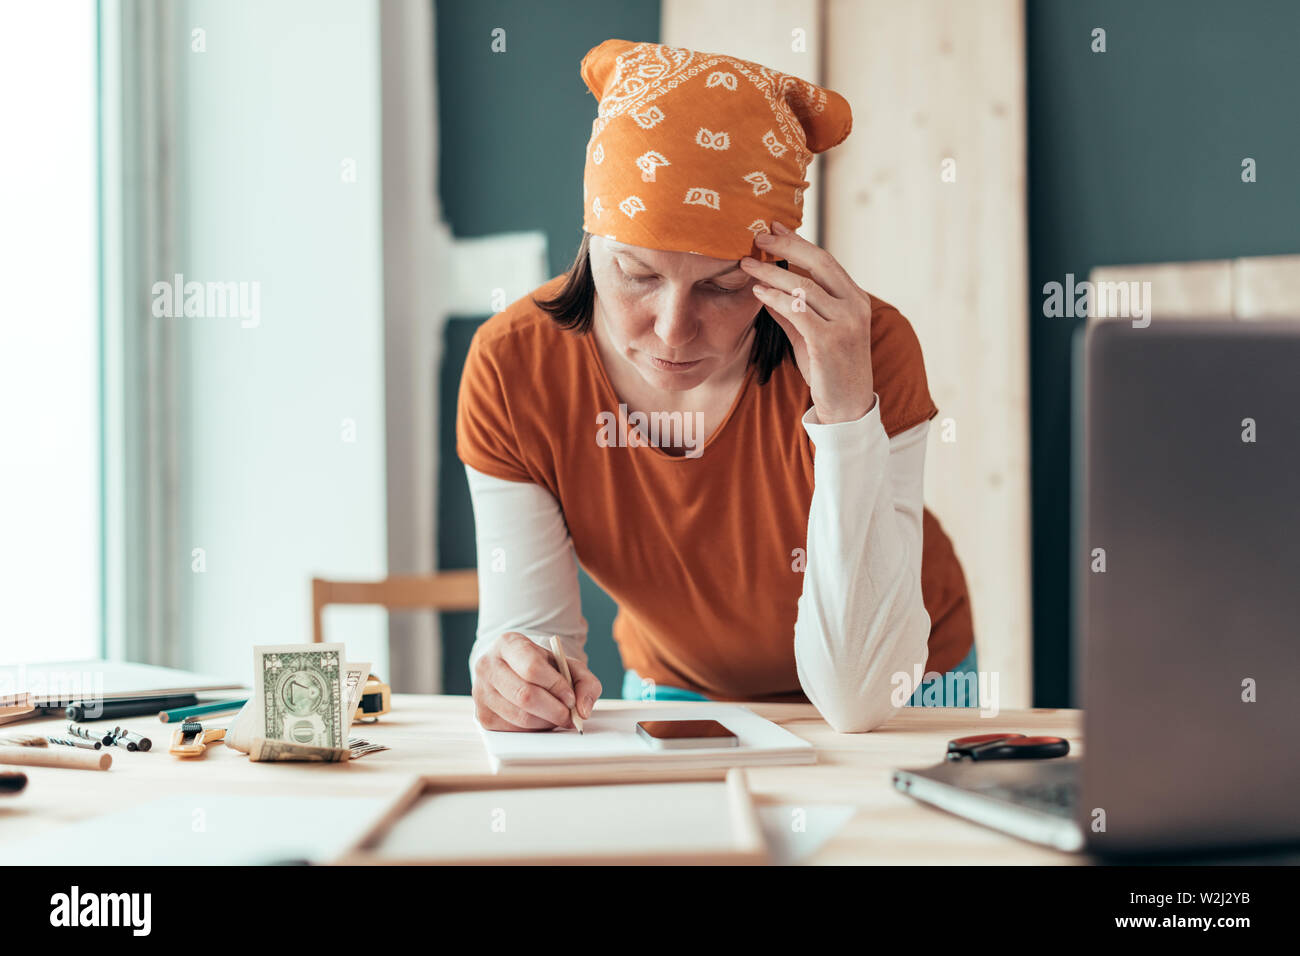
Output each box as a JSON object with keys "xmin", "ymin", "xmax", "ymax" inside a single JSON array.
[
  {"xmin": 248, "ymin": 737, "xmax": 349, "ymax": 763},
  {"xmin": 253, "ymin": 644, "xmax": 346, "ymax": 749},
  {"xmin": 341, "ymin": 661, "xmax": 371, "ymax": 733}
]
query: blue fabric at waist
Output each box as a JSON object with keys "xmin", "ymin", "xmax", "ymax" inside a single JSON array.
[{"xmin": 622, "ymin": 642, "xmax": 980, "ymax": 708}]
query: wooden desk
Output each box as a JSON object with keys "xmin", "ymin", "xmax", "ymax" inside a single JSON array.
[{"xmin": 0, "ymin": 696, "xmax": 1082, "ymax": 864}]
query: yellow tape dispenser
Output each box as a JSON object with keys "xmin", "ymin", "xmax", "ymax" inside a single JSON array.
[{"xmin": 353, "ymin": 674, "xmax": 391, "ymax": 723}]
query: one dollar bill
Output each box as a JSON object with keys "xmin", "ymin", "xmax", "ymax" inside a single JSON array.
[
  {"xmin": 253, "ymin": 643, "xmax": 346, "ymax": 749},
  {"xmin": 248, "ymin": 737, "xmax": 349, "ymax": 762}
]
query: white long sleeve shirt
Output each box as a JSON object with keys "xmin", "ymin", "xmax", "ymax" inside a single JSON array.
[{"xmin": 464, "ymin": 391, "xmax": 932, "ymax": 733}]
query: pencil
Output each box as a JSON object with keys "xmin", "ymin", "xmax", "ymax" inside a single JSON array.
[
  {"xmin": 548, "ymin": 635, "xmax": 583, "ymax": 734},
  {"xmin": 158, "ymin": 698, "xmax": 249, "ymax": 723}
]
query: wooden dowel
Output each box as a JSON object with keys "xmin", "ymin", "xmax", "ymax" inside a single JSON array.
[{"xmin": 0, "ymin": 745, "xmax": 112, "ymax": 771}]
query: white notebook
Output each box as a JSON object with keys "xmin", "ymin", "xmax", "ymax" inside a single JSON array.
[{"xmin": 478, "ymin": 702, "xmax": 816, "ymax": 773}]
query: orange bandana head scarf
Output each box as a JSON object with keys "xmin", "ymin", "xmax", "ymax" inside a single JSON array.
[{"xmin": 579, "ymin": 38, "xmax": 852, "ymax": 263}]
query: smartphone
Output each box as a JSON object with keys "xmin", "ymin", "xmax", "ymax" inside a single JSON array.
[{"xmin": 635, "ymin": 719, "xmax": 739, "ymax": 750}]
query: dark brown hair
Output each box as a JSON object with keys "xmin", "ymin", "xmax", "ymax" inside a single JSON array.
[{"xmin": 533, "ymin": 232, "xmax": 794, "ymax": 386}]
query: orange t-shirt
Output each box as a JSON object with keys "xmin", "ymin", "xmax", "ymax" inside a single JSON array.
[{"xmin": 456, "ymin": 274, "xmax": 974, "ymax": 702}]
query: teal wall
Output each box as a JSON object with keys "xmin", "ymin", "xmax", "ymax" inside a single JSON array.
[
  {"xmin": 1028, "ymin": 0, "xmax": 1300, "ymax": 704},
  {"xmin": 435, "ymin": 0, "xmax": 660, "ymax": 695}
]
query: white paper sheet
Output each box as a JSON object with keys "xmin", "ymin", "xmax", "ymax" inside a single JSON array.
[
  {"xmin": 479, "ymin": 702, "xmax": 816, "ymax": 772},
  {"xmin": 374, "ymin": 782, "xmax": 738, "ymax": 861},
  {"xmin": 0, "ymin": 794, "xmax": 387, "ymax": 866}
]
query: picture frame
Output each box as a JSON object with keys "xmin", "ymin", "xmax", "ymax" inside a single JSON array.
[{"xmin": 332, "ymin": 766, "xmax": 768, "ymax": 865}]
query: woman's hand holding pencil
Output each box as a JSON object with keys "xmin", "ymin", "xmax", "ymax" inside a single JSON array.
[{"xmin": 471, "ymin": 632, "xmax": 602, "ymax": 732}]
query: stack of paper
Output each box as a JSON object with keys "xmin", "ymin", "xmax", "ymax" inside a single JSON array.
[{"xmin": 478, "ymin": 703, "xmax": 816, "ymax": 773}]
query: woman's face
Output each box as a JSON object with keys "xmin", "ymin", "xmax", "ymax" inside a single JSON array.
[{"xmin": 589, "ymin": 235, "xmax": 762, "ymax": 392}]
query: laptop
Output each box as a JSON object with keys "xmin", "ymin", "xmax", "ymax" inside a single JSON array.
[{"xmin": 893, "ymin": 318, "xmax": 1300, "ymax": 858}]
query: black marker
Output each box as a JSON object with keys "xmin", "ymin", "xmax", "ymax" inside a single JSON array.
[{"xmin": 65, "ymin": 694, "xmax": 198, "ymax": 722}]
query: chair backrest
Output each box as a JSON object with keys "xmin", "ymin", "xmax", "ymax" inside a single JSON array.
[{"xmin": 311, "ymin": 571, "xmax": 479, "ymax": 644}]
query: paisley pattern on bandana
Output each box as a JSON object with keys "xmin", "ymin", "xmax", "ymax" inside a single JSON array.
[{"xmin": 579, "ymin": 39, "xmax": 853, "ymax": 262}]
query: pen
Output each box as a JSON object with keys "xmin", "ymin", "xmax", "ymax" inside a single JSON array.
[
  {"xmin": 158, "ymin": 698, "xmax": 249, "ymax": 723},
  {"xmin": 66, "ymin": 694, "xmax": 198, "ymax": 722},
  {"xmin": 548, "ymin": 635, "xmax": 583, "ymax": 734}
]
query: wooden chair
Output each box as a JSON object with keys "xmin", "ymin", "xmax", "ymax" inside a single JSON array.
[{"xmin": 311, "ymin": 571, "xmax": 479, "ymax": 644}]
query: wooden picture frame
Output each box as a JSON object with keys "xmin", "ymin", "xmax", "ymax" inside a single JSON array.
[{"xmin": 332, "ymin": 767, "xmax": 769, "ymax": 865}]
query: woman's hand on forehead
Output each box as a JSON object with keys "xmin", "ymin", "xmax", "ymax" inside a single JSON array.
[{"xmin": 739, "ymin": 222, "xmax": 875, "ymax": 425}]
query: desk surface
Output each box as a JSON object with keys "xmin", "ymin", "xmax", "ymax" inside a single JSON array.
[{"xmin": 0, "ymin": 696, "xmax": 1082, "ymax": 865}]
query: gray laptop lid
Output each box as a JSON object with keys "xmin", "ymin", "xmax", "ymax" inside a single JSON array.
[{"xmin": 1078, "ymin": 318, "xmax": 1300, "ymax": 855}]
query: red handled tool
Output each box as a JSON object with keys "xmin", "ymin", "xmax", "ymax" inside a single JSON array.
[{"xmin": 945, "ymin": 732, "xmax": 1070, "ymax": 762}]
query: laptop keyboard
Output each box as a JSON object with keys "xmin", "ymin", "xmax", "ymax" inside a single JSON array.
[{"xmin": 977, "ymin": 780, "xmax": 1079, "ymax": 818}]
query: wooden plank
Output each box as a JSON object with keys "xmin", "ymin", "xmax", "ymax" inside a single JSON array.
[
  {"xmin": 1233, "ymin": 254, "xmax": 1300, "ymax": 319},
  {"xmin": 821, "ymin": 0, "xmax": 1032, "ymax": 706},
  {"xmin": 1089, "ymin": 254, "xmax": 1300, "ymax": 321},
  {"xmin": 1088, "ymin": 259, "xmax": 1233, "ymax": 321}
]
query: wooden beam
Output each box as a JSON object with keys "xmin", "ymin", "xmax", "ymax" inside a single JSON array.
[{"xmin": 822, "ymin": 0, "xmax": 1032, "ymax": 706}]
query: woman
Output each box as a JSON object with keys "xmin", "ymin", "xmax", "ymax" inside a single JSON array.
[{"xmin": 457, "ymin": 39, "xmax": 975, "ymax": 733}]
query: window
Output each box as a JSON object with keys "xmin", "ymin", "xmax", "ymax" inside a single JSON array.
[{"xmin": 0, "ymin": 3, "xmax": 100, "ymax": 662}]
